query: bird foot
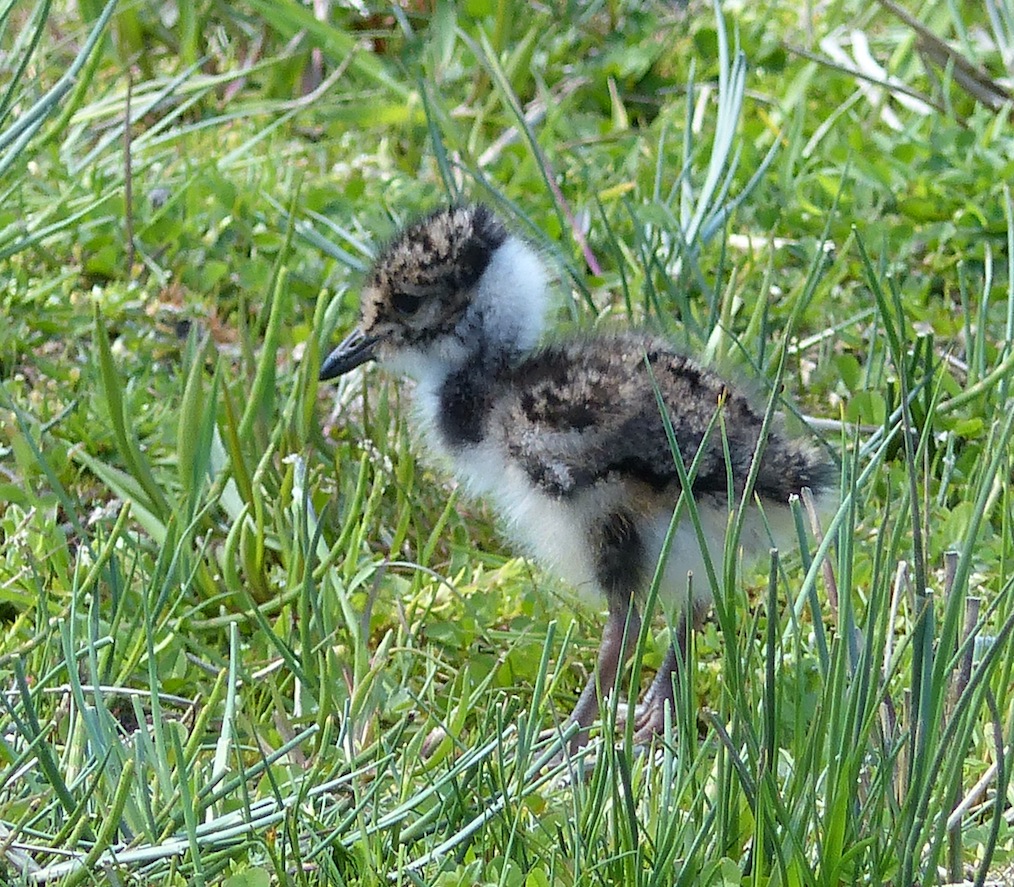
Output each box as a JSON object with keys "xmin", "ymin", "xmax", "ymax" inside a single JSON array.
[
  {"xmin": 541, "ymin": 695, "xmax": 674, "ymax": 776},
  {"xmin": 630, "ymin": 695, "xmax": 672, "ymax": 747}
]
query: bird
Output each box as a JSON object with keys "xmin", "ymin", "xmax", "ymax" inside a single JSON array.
[{"xmin": 319, "ymin": 204, "xmax": 835, "ymax": 750}]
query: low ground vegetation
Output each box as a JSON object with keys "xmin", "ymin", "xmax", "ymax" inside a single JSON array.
[{"xmin": 2, "ymin": 1, "xmax": 1014, "ymax": 883}]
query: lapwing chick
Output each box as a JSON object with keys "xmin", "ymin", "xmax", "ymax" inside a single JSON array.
[{"xmin": 319, "ymin": 205, "xmax": 834, "ymax": 750}]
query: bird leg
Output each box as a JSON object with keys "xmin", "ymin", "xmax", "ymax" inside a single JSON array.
[
  {"xmin": 634, "ymin": 611, "xmax": 690, "ymax": 743},
  {"xmin": 566, "ymin": 597, "xmax": 641, "ymax": 751}
]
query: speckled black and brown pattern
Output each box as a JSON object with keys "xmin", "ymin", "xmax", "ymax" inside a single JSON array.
[
  {"xmin": 434, "ymin": 330, "xmax": 834, "ymax": 505},
  {"xmin": 358, "ymin": 205, "xmax": 508, "ymax": 346}
]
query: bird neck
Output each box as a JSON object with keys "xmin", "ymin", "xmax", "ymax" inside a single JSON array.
[
  {"xmin": 434, "ymin": 350, "xmax": 503, "ymax": 446},
  {"xmin": 393, "ymin": 235, "xmax": 550, "ymax": 447},
  {"xmin": 461, "ymin": 234, "xmax": 548, "ymax": 363}
]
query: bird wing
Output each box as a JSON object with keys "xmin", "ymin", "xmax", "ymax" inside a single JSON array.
[{"xmin": 502, "ymin": 334, "xmax": 744, "ymax": 499}]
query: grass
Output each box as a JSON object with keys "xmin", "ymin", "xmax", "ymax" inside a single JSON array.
[{"xmin": 2, "ymin": 0, "xmax": 1014, "ymax": 883}]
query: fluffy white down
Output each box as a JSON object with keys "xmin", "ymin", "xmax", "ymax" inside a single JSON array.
[
  {"xmin": 436, "ymin": 434, "xmax": 802, "ymax": 619},
  {"xmin": 469, "ymin": 236, "xmax": 549, "ymax": 355}
]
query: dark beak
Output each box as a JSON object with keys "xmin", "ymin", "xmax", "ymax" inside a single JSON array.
[{"xmin": 319, "ymin": 328, "xmax": 379, "ymax": 381}]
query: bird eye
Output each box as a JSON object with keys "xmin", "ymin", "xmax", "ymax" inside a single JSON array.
[{"xmin": 391, "ymin": 291, "xmax": 424, "ymax": 315}]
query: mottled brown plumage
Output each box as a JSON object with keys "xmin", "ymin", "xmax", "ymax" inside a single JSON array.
[
  {"xmin": 320, "ymin": 205, "xmax": 835, "ymax": 751},
  {"xmin": 497, "ymin": 332, "xmax": 830, "ymax": 504}
]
